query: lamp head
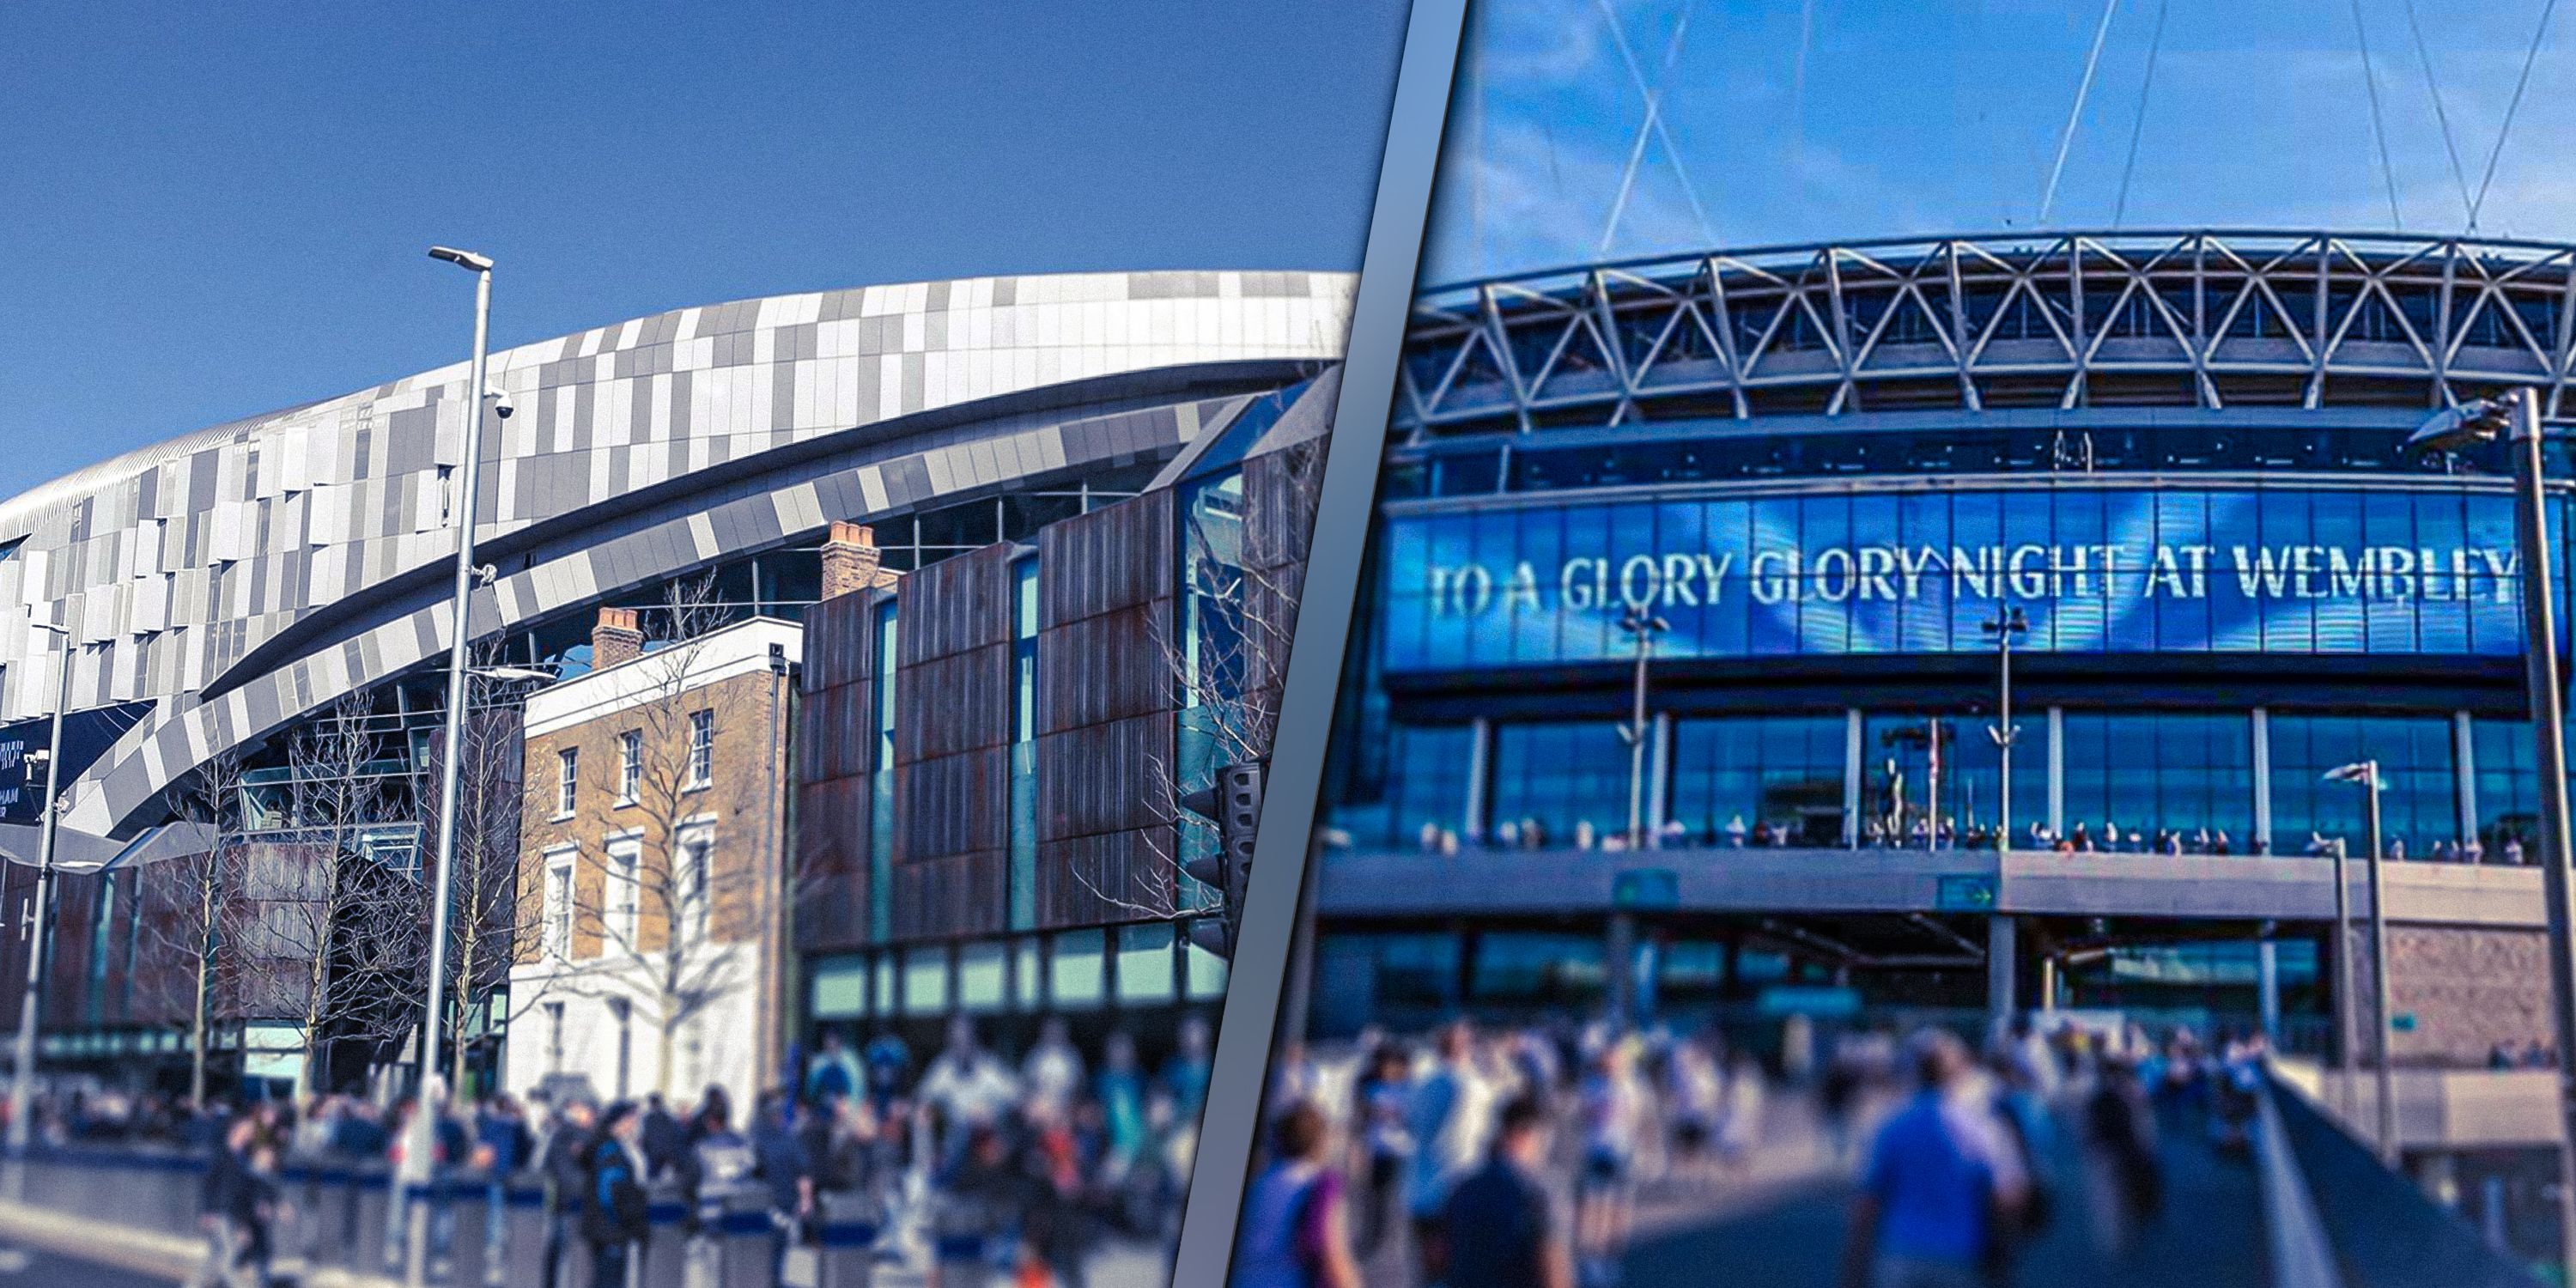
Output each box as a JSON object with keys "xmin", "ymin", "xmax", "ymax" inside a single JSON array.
[
  {"xmin": 428, "ymin": 246, "xmax": 495, "ymax": 273},
  {"xmin": 2405, "ymin": 398, "xmax": 2512, "ymax": 457}
]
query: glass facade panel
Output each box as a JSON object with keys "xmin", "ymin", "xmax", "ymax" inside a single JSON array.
[
  {"xmin": 1488, "ymin": 721, "xmax": 1634, "ymax": 848},
  {"xmin": 1858, "ymin": 713, "xmax": 2044, "ymax": 848},
  {"xmin": 2059, "ymin": 713, "xmax": 2257, "ymax": 852},
  {"xmin": 1116, "ymin": 922, "xmax": 1177, "ymax": 1003},
  {"xmin": 1010, "ymin": 556, "xmax": 1040, "ymax": 930},
  {"xmin": 1469, "ymin": 931, "xmax": 1607, "ymax": 1010},
  {"xmin": 1184, "ymin": 927, "xmax": 1229, "ymax": 999},
  {"xmin": 957, "ymin": 942, "xmax": 1006, "ymax": 1012},
  {"xmin": 1051, "ymin": 930, "xmax": 1105, "ymax": 1011},
  {"xmin": 2474, "ymin": 718, "xmax": 2542, "ymax": 860},
  {"xmin": 1668, "ymin": 714, "xmax": 1849, "ymax": 846},
  {"xmin": 1312, "ymin": 932, "xmax": 1461, "ymax": 1036},
  {"xmin": 871, "ymin": 600, "xmax": 898, "ymax": 942},
  {"xmin": 1332, "ymin": 722, "xmax": 1475, "ymax": 849},
  {"xmin": 2268, "ymin": 714, "xmax": 2461, "ymax": 859},
  {"xmin": 901, "ymin": 946, "xmax": 948, "ymax": 1017}
]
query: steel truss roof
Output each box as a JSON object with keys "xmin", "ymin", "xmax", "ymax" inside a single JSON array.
[{"xmin": 1400, "ymin": 231, "xmax": 2576, "ymax": 437}]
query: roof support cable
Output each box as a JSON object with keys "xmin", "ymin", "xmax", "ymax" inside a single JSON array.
[
  {"xmin": 1599, "ymin": 0, "xmax": 1700, "ymax": 255},
  {"xmin": 2039, "ymin": 0, "xmax": 2123, "ymax": 226},
  {"xmin": 2351, "ymin": 0, "xmax": 2407, "ymax": 230},
  {"xmin": 2400, "ymin": 0, "xmax": 2477, "ymax": 227},
  {"xmin": 1791, "ymin": 0, "xmax": 1815, "ymax": 229},
  {"xmin": 2470, "ymin": 0, "xmax": 2561, "ymax": 233},
  {"xmin": 2112, "ymin": 0, "xmax": 2170, "ymax": 228},
  {"xmin": 1592, "ymin": 0, "xmax": 1721, "ymax": 252}
]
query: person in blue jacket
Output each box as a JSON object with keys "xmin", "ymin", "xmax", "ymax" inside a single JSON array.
[{"xmin": 584, "ymin": 1103, "xmax": 653, "ymax": 1288}]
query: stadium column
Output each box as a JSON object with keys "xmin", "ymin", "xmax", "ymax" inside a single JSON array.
[
  {"xmin": 1988, "ymin": 914, "xmax": 2016, "ymax": 1025},
  {"xmin": 2254, "ymin": 707, "xmax": 2281, "ymax": 1040}
]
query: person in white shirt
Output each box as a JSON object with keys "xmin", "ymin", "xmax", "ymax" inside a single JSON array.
[
  {"xmin": 1020, "ymin": 1016, "xmax": 1086, "ymax": 1120},
  {"xmin": 1403, "ymin": 1021, "xmax": 1492, "ymax": 1285}
]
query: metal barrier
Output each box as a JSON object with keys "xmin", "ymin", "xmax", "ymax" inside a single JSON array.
[
  {"xmin": 2263, "ymin": 1068, "xmax": 2549, "ymax": 1288},
  {"xmin": 7, "ymin": 1143, "xmax": 880, "ymax": 1287}
]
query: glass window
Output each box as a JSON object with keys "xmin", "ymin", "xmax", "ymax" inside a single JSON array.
[
  {"xmin": 605, "ymin": 841, "xmax": 640, "ymax": 951},
  {"xmin": 1010, "ymin": 557, "xmax": 1040, "ymax": 930},
  {"xmin": 556, "ymin": 748, "xmax": 579, "ymax": 816},
  {"xmin": 902, "ymin": 946, "xmax": 949, "ymax": 1016},
  {"xmin": 2474, "ymin": 719, "xmax": 2543, "ymax": 860},
  {"xmin": 544, "ymin": 855, "xmax": 573, "ymax": 958},
  {"xmin": 1468, "ymin": 931, "xmax": 1606, "ymax": 1010},
  {"xmin": 1184, "ymin": 927, "xmax": 1228, "ymax": 999},
  {"xmin": 871, "ymin": 601, "xmax": 898, "ymax": 941},
  {"xmin": 1116, "ymin": 922, "xmax": 1176, "ymax": 1004},
  {"xmin": 1861, "ymin": 714, "xmax": 2043, "ymax": 848},
  {"xmin": 1311, "ymin": 932, "xmax": 1460, "ymax": 1036},
  {"xmin": 957, "ymin": 942, "xmax": 1007, "ymax": 1012},
  {"xmin": 1669, "ymin": 714, "xmax": 1849, "ymax": 847},
  {"xmin": 2268, "ymin": 714, "xmax": 2460, "ymax": 859},
  {"xmin": 1014, "ymin": 940, "xmax": 1044, "ymax": 1010},
  {"xmin": 687, "ymin": 709, "xmax": 714, "ymax": 787},
  {"xmin": 1329, "ymin": 722, "xmax": 1474, "ymax": 850},
  {"xmin": 1488, "ymin": 722, "xmax": 1633, "ymax": 848},
  {"xmin": 811, "ymin": 957, "xmax": 867, "ymax": 1020},
  {"xmin": 2059, "ymin": 713, "xmax": 2256, "ymax": 853},
  {"xmin": 617, "ymin": 731, "xmax": 641, "ymax": 803},
  {"xmin": 1050, "ymin": 929, "xmax": 1106, "ymax": 1011}
]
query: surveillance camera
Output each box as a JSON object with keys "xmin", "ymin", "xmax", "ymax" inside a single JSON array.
[{"xmin": 486, "ymin": 390, "xmax": 516, "ymax": 419}]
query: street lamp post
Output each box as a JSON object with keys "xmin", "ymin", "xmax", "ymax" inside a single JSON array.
[
  {"xmin": 406, "ymin": 245, "xmax": 495, "ymax": 1287},
  {"xmin": 1983, "ymin": 605, "xmax": 2029, "ymax": 1026},
  {"xmin": 1610, "ymin": 605, "xmax": 1668, "ymax": 1030},
  {"xmin": 2327, "ymin": 760, "xmax": 2399, "ymax": 1165},
  {"xmin": 6, "ymin": 618, "xmax": 72, "ymax": 1158},
  {"xmin": 2406, "ymin": 387, "xmax": 2576, "ymax": 1268},
  {"xmin": 1984, "ymin": 605, "xmax": 2029, "ymax": 859}
]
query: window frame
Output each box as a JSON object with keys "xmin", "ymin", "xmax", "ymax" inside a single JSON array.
[{"xmin": 687, "ymin": 709, "xmax": 714, "ymax": 790}]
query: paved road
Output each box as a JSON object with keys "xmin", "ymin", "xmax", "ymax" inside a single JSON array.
[
  {"xmin": 1625, "ymin": 1101, "xmax": 2266, "ymax": 1288},
  {"xmin": 0, "ymin": 1244, "xmax": 171, "ymax": 1288}
]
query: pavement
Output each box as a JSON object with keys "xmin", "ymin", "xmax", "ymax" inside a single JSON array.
[
  {"xmin": 1625, "ymin": 1097, "xmax": 2267, "ymax": 1288},
  {"xmin": 0, "ymin": 1198, "xmax": 400, "ymax": 1288}
]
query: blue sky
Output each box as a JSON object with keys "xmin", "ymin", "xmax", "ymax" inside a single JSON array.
[
  {"xmin": 1428, "ymin": 0, "xmax": 2576, "ymax": 283},
  {"xmin": 0, "ymin": 2, "xmax": 1407, "ymax": 499}
]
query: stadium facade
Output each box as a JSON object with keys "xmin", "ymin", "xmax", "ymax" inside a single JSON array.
[
  {"xmin": 0, "ymin": 269, "xmax": 1351, "ymax": 1091},
  {"xmin": 1313, "ymin": 231, "xmax": 2576, "ymax": 1068}
]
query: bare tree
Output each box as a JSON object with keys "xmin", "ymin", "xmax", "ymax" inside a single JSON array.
[
  {"xmin": 236, "ymin": 692, "xmax": 428, "ymax": 1098},
  {"xmin": 544, "ymin": 577, "xmax": 773, "ymax": 1099},
  {"xmin": 434, "ymin": 649, "xmax": 529, "ymax": 1095},
  {"xmin": 142, "ymin": 750, "xmax": 249, "ymax": 1105}
]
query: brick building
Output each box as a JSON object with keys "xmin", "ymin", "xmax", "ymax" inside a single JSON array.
[{"xmin": 505, "ymin": 611, "xmax": 799, "ymax": 1112}]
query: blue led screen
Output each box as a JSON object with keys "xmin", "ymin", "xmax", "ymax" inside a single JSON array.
[{"xmin": 1380, "ymin": 486, "xmax": 2552, "ymax": 673}]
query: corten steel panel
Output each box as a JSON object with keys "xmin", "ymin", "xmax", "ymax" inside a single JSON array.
[
  {"xmin": 894, "ymin": 645, "xmax": 1011, "ymax": 765},
  {"xmin": 1037, "ymin": 826, "xmax": 1178, "ymax": 928},
  {"xmin": 895, "ymin": 744, "xmax": 1009, "ymax": 868},
  {"xmin": 1039, "ymin": 603, "xmax": 1176, "ymax": 734},
  {"xmin": 897, "ymin": 546, "xmax": 1012, "ymax": 667},
  {"xmin": 1240, "ymin": 447, "xmax": 1322, "ymax": 576},
  {"xmin": 793, "ymin": 584, "xmax": 891, "ymax": 954},
  {"xmin": 1039, "ymin": 491, "xmax": 1175, "ymax": 629},
  {"xmin": 1036, "ymin": 712, "xmax": 1175, "ymax": 841},
  {"xmin": 794, "ymin": 775, "xmax": 871, "ymax": 955},
  {"xmin": 891, "ymin": 849, "xmax": 1008, "ymax": 940},
  {"xmin": 40, "ymin": 868, "xmax": 100, "ymax": 1029}
]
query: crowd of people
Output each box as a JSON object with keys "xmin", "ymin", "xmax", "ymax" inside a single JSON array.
[
  {"xmin": 25, "ymin": 1010, "xmax": 1218, "ymax": 1288},
  {"xmin": 1240, "ymin": 1017, "xmax": 1778, "ymax": 1288},
  {"xmin": 1237, "ymin": 1012, "xmax": 2275, "ymax": 1288}
]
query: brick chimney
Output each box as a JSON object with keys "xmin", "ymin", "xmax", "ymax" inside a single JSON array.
[
  {"xmin": 591, "ymin": 606, "xmax": 644, "ymax": 670},
  {"xmin": 820, "ymin": 521, "xmax": 896, "ymax": 598}
]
